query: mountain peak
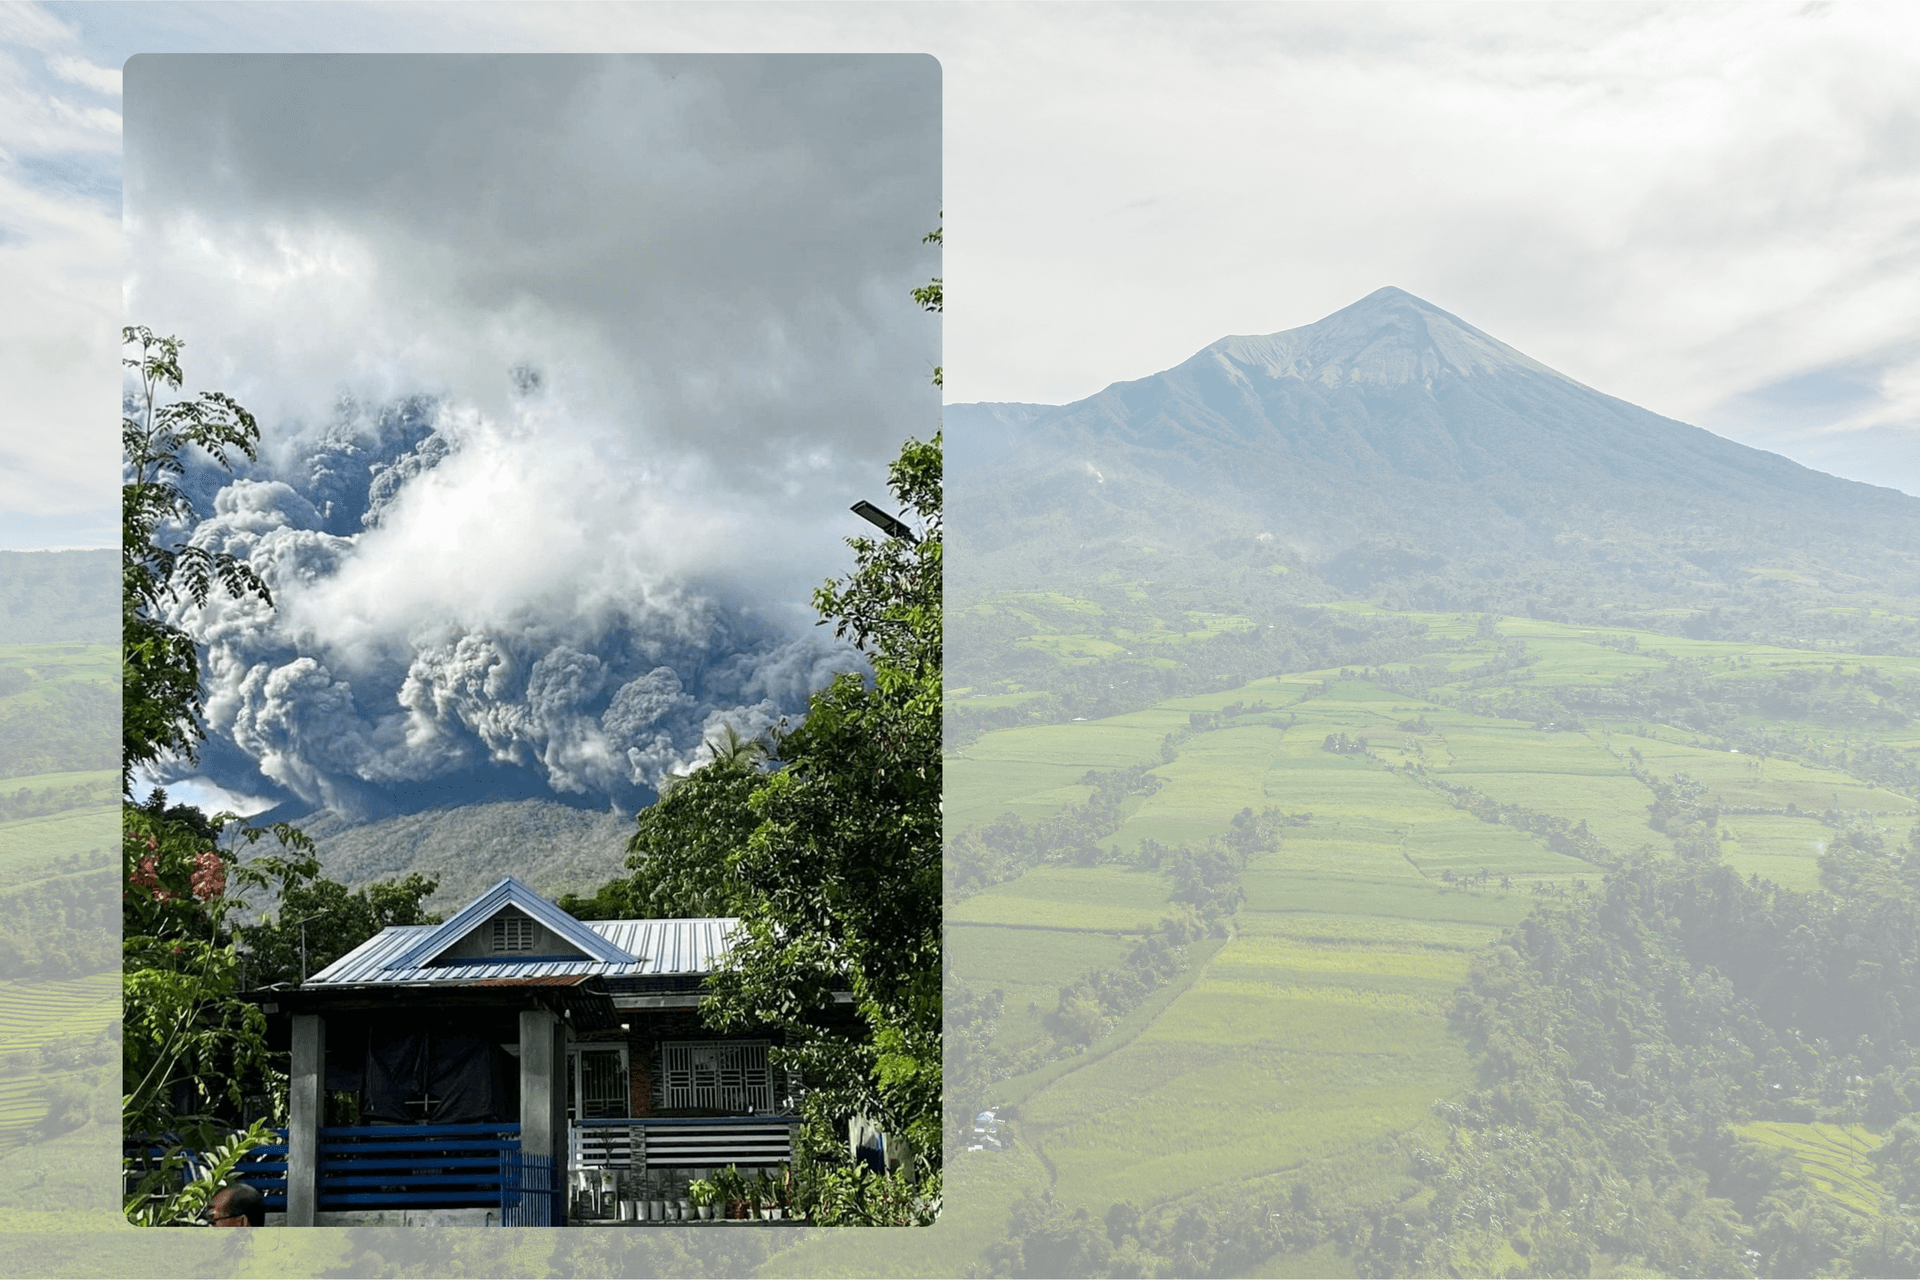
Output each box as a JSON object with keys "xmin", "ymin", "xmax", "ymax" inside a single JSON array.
[{"xmin": 1197, "ymin": 287, "xmax": 1573, "ymax": 391}]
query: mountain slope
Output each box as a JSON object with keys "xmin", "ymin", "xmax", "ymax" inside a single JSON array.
[
  {"xmin": 278, "ymin": 799, "xmax": 631, "ymax": 911},
  {"xmin": 949, "ymin": 288, "xmax": 1920, "ymax": 615}
]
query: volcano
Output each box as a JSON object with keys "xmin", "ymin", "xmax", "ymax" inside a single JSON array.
[{"xmin": 947, "ymin": 287, "xmax": 1920, "ymax": 608}]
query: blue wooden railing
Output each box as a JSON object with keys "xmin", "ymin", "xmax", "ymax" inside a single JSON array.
[
  {"xmin": 219, "ymin": 1122, "xmax": 527, "ymax": 1214},
  {"xmin": 138, "ymin": 1123, "xmax": 556, "ymax": 1221},
  {"xmin": 232, "ymin": 1135, "xmax": 289, "ymax": 1210},
  {"xmin": 308, "ymin": 1122, "xmax": 522, "ymax": 1211}
]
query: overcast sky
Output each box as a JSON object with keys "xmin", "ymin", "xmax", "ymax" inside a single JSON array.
[{"xmin": 6, "ymin": 1, "xmax": 1919, "ymax": 551}]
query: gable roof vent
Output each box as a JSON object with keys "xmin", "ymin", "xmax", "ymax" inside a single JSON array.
[
  {"xmin": 384, "ymin": 875, "xmax": 638, "ymax": 971},
  {"xmin": 492, "ymin": 914, "xmax": 535, "ymax": 953}
]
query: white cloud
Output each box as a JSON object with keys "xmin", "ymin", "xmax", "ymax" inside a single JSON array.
[
  {"xmin": 422, "ymin": 3, "xmax": 1920, "ymax": 489},
  {"xmin": 44, "ymin": 94, "xmax": 118, "ymax": 133},
  {"xmin": 46, "ymin": 53, "xmax": 120, "ymax": 97},
  {"xmin": 6, "ymin": 0, "xmax": 1920, "ymax": 561}
]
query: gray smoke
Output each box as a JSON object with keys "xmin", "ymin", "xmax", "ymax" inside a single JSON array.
[{"xmin": 165, "ymin": 394, "xmax": 862, "ymax": 816}]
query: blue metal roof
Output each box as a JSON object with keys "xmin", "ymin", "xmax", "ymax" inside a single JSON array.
[{"xmin": 303, "ymin": 914, "xmax": 742, "ymax": 988}]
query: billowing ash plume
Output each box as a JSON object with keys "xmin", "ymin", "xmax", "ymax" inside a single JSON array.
[
  {"xmin": 163, "ymin": 390, "xmax": 861, "ymax": 817},
  {"xmin": 122, "ymin": 57, "xmax": 939, "ymax": 817}
]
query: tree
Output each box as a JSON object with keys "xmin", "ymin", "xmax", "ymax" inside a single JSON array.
[
  {"xmin": 911, "ymin": 220, "xmax": 941, "ymax": 388},
  {"xmin": 703, "ymin": 427, "xmax": 942, "ymax": 1172},
  {"xmin": 560, "ymin": 225, "xmax": 943, "ymax": 1214},
  {"xmin": 695, "ymin": 224, "xmax": 944, "ymax": 1180},
  {"xmin": 120, "ymin": 330, "xmax": 318, "ymax": 1215},
  {"xmin": 238, "ymin": 873, "xmax": 441, "ymax": 988},
  {"xmin": 616, "ymin": 751, "xmax": 768, "ymax": 920},
  {"xmin": 122, "ymin": 790, "xmax": 314, "ymax": 1140},
  {"xmin": 121, "ymin": 326, "xmax": 272, "ymax": 794}
]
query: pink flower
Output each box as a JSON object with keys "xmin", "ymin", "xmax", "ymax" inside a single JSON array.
[
  {"xmin": 190, "ymin": 851, "xmax": 226, "ymax": 902},
  {"xmin": 130, "ymin": 855, "xmax": 173, "ymax": 901}
]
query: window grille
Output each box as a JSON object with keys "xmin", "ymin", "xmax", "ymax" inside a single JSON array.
[
  {"xmin": 662, "ymin": 1041, "xmax": 772, "ymax": 1114},
  {"xmin": 491, "ymin": 914, "xmax": 534, "ymax": 952},
  {"xmin": 568, "ymin": 1046, "xmax": 629, "ymax": 1120}
]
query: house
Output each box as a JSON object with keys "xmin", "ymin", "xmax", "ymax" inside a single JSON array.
[{"xmin": 250, "ymin": 875, "xmax": 833, "ymax": 1225}]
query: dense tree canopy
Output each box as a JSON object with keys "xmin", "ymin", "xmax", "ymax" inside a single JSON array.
[
  {"xmin": 120, "ymin": 331, "xmax": 321, "ymax": 1190},
  {"xmin": 703, "ymin": 430, "xmax": 943, "ymax": 1163},
  {"xmin": 589, "ymin": 432, "xmax": 942, "ymax": 1184}
]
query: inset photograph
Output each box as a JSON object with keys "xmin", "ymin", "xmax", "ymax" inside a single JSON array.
[{"xmin": 120, "ymin": 53, "xmax": 940, "ymax": 1228}]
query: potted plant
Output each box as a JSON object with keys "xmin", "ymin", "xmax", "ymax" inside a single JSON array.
[
  {"xmin": 688, "ymin": 1178, "xmax": 716, "ymax": 1221},
  {"xmin": 714, "ymin": 1164, "xmax": 748, "ymax": 1220}
]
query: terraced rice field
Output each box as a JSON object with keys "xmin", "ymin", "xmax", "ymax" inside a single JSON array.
[
  {"xmin": 1738, "ymin": 1122, "xmax": 1886, "ymax": 1217},
  {"xmin": 0, "ymin": 973, "xmax": 120, "ymax": 1050},
  {"xmin": 0, "ymin": 974, "xmax": 117, "ymax": 1148},
  {"xmin": 1628, "ymin": 736, "xmax": 1914, "ymax": 814},
  {"xmin": 951, "ymin": 669, "xmax": 1600, "ymax": 1220},
  {"xmin": 945, "ymin": 713, "xmax": 1184, "ymax": 835},
  {"xmin": 947, "ymin": 927, "xmax": 1132, "ymax": 1053},
  {"xmin": 947, "ymin": 865, "xmax": 1174, "ymax": 933},
  {"xmin": 1718, "ymin": 814, "xmax": 1842, "ymax": 893},
  {"xmin": 0, "ymin": 1071, "xmax": 53, "ymax": 1142},
  {"xmin": 1016, "ymin": 926, "xmax": 1477, "ymax": 1215}
]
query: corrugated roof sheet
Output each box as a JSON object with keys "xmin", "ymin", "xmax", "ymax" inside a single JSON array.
[{"xmin": 303, "ymin": 917, "xmax": 741, "ymax": 988}]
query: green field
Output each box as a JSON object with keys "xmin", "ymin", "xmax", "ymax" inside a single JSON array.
[
  {"xmin": 954, "ymin": 678, "xmax": 1590, "ymax": 1221},
  {"xmin": 1718, "ymin": 813, "xmax": 1844, "ymax": 893},
  {"xmin": 947, "ymin": 865, "xmax": 1175, "ymax": 933},
  {"xmin": 947, "ymin": 926, "xmax": 1133, "ymax": 1052},
  {"xmin": 1018, "ymin": 931, "xmax": 1472, "ymax": 1214},
  {"xmin": 1627, "ymin": 735, "xmax": 1915, "ymax": 814},
  {"xmin": 0, "ymin": 804, "xmax": 115, "ymax": 881},
  {"xmin": 945, "ymin": 710, "xmax": 1188, "ymax": 836},
  {"xmin": 940, "ymin": 609, "xmax": 1920, "ymax": 1267},
  {"xmin": 0, "ymin": 644, "xmax": 118, "ymax": 688}
]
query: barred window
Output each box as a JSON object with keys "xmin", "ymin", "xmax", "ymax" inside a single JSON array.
[{"xmin": 662, "ymin": 1040, "xmax": 772, "ymax": 1114}]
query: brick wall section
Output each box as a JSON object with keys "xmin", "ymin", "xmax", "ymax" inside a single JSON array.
[{"xmin": 627, "ymin": 1030, "xmax": 653, "ymax": 1117}]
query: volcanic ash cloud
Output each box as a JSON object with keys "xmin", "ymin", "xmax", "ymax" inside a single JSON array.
[{"xmin": 166, "ymin": 395, "xmax": 860, "ymax": 815}]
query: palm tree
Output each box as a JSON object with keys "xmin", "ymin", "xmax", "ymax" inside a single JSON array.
[{"xmin": 704, "ymin": 723, "xmax": 769, "ymax": 767}]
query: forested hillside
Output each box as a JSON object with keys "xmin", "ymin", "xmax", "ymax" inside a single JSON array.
[{"xmin": 275, "ymin": 798, "xmax": 633, "ymax": 912}]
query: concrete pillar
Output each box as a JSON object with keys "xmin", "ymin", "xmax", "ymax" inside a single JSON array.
[
  {"xmin": 519, "ymin": 1008, "xmax": 568, "ymax": 1222},
  {"xmin": 287, "ymin": 1013, "xmax": 325, "ymax": 1227}
]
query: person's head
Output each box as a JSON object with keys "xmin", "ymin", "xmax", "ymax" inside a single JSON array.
[{"xmin": 209, "ymin": 1181, "xmax": 265, "ymax": 1227}]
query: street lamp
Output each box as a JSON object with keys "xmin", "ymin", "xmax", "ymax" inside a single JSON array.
[
  {"xmin": 284, "ymin": 910, "xmax": 328, "ymax": 984},
  {"xmin": 851, "ymin": 500, "xmax": 917, "ymax": 544}
]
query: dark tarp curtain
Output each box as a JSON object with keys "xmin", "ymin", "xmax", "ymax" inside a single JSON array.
[{"xmin": 362, "ymin": 1020, "xmax": 501, "ymax": 1124}]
